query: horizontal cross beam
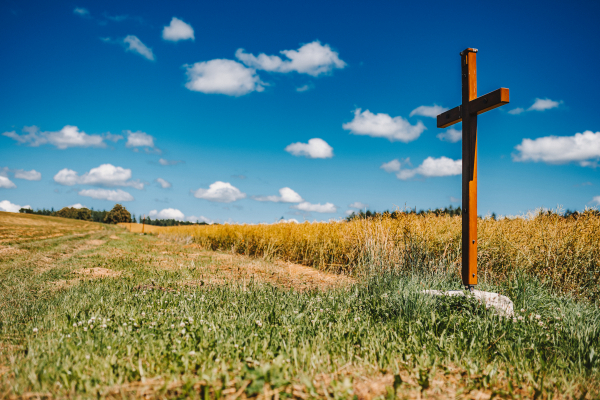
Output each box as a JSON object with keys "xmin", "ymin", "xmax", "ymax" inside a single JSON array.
[{"xmin": 437, "ymin": 87, "xmax": 510, "ymax": 128}]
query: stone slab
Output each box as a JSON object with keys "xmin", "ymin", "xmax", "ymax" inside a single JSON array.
[{"xmin": 422, "ymin": 289, "xmax": 514, "ymax": 316}]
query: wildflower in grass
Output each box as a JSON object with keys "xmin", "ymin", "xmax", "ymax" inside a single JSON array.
[
  {"xmin": 85, "ymin": 355, "xmax": 90, "ymax": 359},
  {"xmin": 538, "ymin": 321, "xmax": 544, "ymax": 327},
  {"xmin": 123, "ymin": 322, "xmax": 127, "ymax": 326},
  {"xmin": 171, "ymin": 324, "xmax": 175, "ymax": 329},
  {"xmin": 521, "ymin": 309, "xmax": 525, "ymax": 313},
  {"xmin": 66, "ymin": 371, "xmax": 71, "ymax": 375},
  {"xmin": 181, "ymin": 329, "xmax": 186, "ymax": 334},
  {"xmin": 535, "ymin": 315, "xmax": 541, "ymax": 320},
  {"xmin": 179, "ymin": 322, "xmax": 185, "ymax": 328},
  {"xmin": 513, "ymin": 318, "xmax": 517, "ymax": 322},
  {"xmin": 90, "ymin": 325, "xmax": 93, "ymax": 329},
  {"xmin": 83, "ymin": 327, "xmax": 87, "ymax": 331},
  {"xmin": 256, "ymin": 320, "xmax": 263, "ymax": 327},
  {"xmin": 107, "ymin": 346, "xmax": 111, "ymax": 350},
  {"xmin": 67, "ymin": 334, "xmax": 71, "ymax": 338},
  {"xmin": 518, "ymin": 316, "xmax": 524, "ymax": 321},
  {"xmin": 78, "ymin": 321, "xmax": 83, "ymax": 326},
  {"xmin": 234, "ymin": 344, "xmax": 239, "ymax": 348},
  {"xmin": 189, "ymin": 351, "xmax": 195, "ymax": 355},
  {"xmin": 33, "ymin": 328, "xmax": 38, "ymax": 333},
  {"xmin": 320, "ymin": 309, "xmax": 323, "ymax": 312},
  {"xmin": 73, "ymin": 323, "xmax": 77, "ymax": 327},
  {"xmin": 141, "ymin": 312, "xmax": 146, "ymax": 317},
  {"xmin": 101, "ymin": 324, "xmax": 107, "ymax": 328}
]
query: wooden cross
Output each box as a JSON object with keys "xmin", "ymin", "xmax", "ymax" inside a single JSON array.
[{"xmin": 436, "ymin": 48, "xmax": 509, "ymax": 289}]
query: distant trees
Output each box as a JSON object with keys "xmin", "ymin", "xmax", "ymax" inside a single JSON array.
[
  {"xmin": 56, "ymin": 207, "xmax": 92, "ymax": 221},
  {"xmin": 345, "ymin": 205, "xmax": 463, "ymax": 221},
  {"xmin": 18, "ymin": 208, "xmax": 33, "ymax": 214},
  {"xmin": 103, "ymin": 204, "xmax": 132, "ymax": 224}
]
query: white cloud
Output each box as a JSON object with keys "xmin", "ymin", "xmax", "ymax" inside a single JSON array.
[
  {"xmin": 186, "ymin": 215, "xmax": 214, "ymax": 224},
  {"xmin": 591, "ymin": 196, "xmax": 600, "ymax": 205},
  {"xmin": 254, "ymin": 187, "xmax": 303, "ymax": 203},
  {"xmin": 68, "ymin": 203, "xmax": 86, "ymax": 209},
  {"xmin": 437, "ymin": 128, "xmax": 462, "ymax": 143},
  {"xmin": 159, "ymin": 158, "xmax": 184, "ymax": 166},
  {"xmin": 149, "ymin": 208, "xmax": 184, "ymax": 220},
  {"xmin": 0, "ymin": 200, "xmax": 30, "ymax": 212},
  {"xmin": 277, "ymin": 218, "xmax": 299, "ymax": 223},
  {"xmin": 409, "ymin": 104, "xmax": 448, "ymax": 118},
  {"xmin": 291, "ymin": 201, "xmax": 337, "ymax": 213},
  {"xmin": 343, "ymin": 109, "xmax": 426, "ymax": 143},
  {"xmin": 0, "ymin": 176, "xmax": 16, "ymax": 189},
  {"xmin": 296, "ymin": 84, "xmax": 312, "ymax": 92},
  {"xmin": 192, "ymin": 181, "xmax": 246, "ymax": 203},
  {"xmin": 125, "ymin": 130, "xmax": 155, "ymax": 148},
  {"xmin": 78, "ymin": 189, "xmax": 134, "ymax": 201},
  {"xmin": 380, "ymin": 159, "xmax": 401, "ymax": 173},
  {"xmin": 285, "ymin": 138, "xmax": 333, "ymax": 159},
  {"xmin": 162, "ymin": 17, "xmax": 194, "ymax": 42},
  {"xmin": 123, "ymin": 35, "xmax": 155, "ymax": 61},
  {"xmin": 450, "ymin": 196, "xmax": 460, "ymax": 203},
  {"xmin": 3, "ymin": 125, "xmax": 106, "ymax": 149},
  {"xmin": 14, "ymin": 169, "xmax": 41, "ymax": 181},
  {"xmin": 235, "ymin": 41, "xmax": 346, "ymax": 77},
  {"xmin": 73, "ymin": 7, "xmax": 89, "ymax": 17},
  {"xmin": 513, "ymin": 131, "xmax": 600, "ymax": 167},
  {"xmin": 184, "ymin": 59, "xmax": 263, "ymax": 96},
  {"xmin": 389, "ymin": 156, "xmax": 462, "ymax": 180},
  {"xmin": 349, "ymin": 202, "xmax": 368, "ymax": 209},
  {"xmin": 508, "ymin": 107, "xmax": 525, "ymax": 115},
  {"xmin": 54, "ymin": 164, "xmax": 144, "ymax": 189},
  {"xmin": 156, "ymin": 178, "xmax": 171, "ymax": 188},
  {"xmin": 529, "ymin": 98, "xmax": 561, "ymax": 112}
]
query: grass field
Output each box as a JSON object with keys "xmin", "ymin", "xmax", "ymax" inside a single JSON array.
[{"xmin": 1, "ymin": 212, "xmax": 599, "ymax": 399}]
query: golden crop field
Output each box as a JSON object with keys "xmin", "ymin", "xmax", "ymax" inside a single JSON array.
[{"xmin": 162, "ymin": 210, "xmax": 600, "ymax": 300}]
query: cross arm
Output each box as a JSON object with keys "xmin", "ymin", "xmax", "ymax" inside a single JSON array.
[{"xmin": 436, "ymin": 88, "xmax": 510, "ymax": 128}]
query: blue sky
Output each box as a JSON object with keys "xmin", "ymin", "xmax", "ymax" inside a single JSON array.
[{"xmin": 1, "ymin": 0, "xmax": 599, "ymax": 223}]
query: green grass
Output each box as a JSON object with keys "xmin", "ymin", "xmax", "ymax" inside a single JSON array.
[{"xmin": 1, "ymin": 222, "xmax": 599, "ymax": 398}]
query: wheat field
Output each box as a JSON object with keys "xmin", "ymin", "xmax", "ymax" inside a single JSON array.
[{"xmin": 161, "ymin": 209, "xmax": 600, "ymax": 300}]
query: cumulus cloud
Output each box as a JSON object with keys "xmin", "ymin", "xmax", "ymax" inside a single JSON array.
[
  {"xmin": 156, "ymin": 178, "xmax": 171, "ymax": 188},
  {"xmin": 186, "ymin": 215, "xmax": 214, "ymax": 224},
  {"xmin": 73, "ymin": 7, "xmax": 90, "ymax": 17},
  {"xmin": 0, "ymin": 200, "xmax": 30, "ymax": 212},
  {"xmin": 278, "ymin": 218, "xmax": 299, "ymax": 223},
  {"xmin": 349, "ymin": 202, "xmax": 368, "ymax": 209},
  {"xmin": 184, "ymin": 59, "xmax": 263, "ymax": 96},
  {"xmin": 79, "ymin": 188, "xmax": 134, "ymax": 201},
  {"xmin": 380, "ymin": 159, "xmax": 401, "ymax": 173},
  {"xmin": 0, "ymin": 176, "xmax": 16, "ymax": 189},
  {"xmin": 162, "ymin": 17, "xmax": 194, "ymax": 42},
  {"xmin": 437, "ymin": 128, "xmax": 462, "ymax": 143},
  {"xmin": 529, "ymin": 98, "xmax": 561, "ymax": 112},
  {"xmin": 384, "ymin": 156, "xmax": 461, "ymax": 180},
  {"xmin": 192, "ymin": 181, "xmax": 246, "ymax": 203},
  {"xmin": 254, "ymin": 187, "xmax": 303, "ymax": 203},
  {"xmin": 343, "ymin": 109, "xmax": 426, "ymax": 143},
  {"xmin": 159, "ymin": 158, "xmax": 184, "ymax": 166},
  {"xmin": 149, "ymin": 208, "xmax": 184, "ymax": 220},
  {"xmin": 591, "ymin": 196, "xmax": 600, "ymax": 205},
  {"xmin": 235, "ymin": 41, "xmax": 346, "ymax": 77},
  {"xmin": 14, "ymin": 169, "xmax": 41, "ymax": 181},
  {"xmin": 54, "ymin": 164, "xmax": 144, "ymax": 189},
  {"xmin": 409, "ymin": 104, "xmax": 448, "ymax": 118},
  {"xmin": 509, "ymin": 98, "xmax": 562, "ymax": 115},
  {"xmin": 125, "ymin": 130, "xmax": 155, "ymax": 148},
  {"xmin": 285, "ymin": 138, "xmax": 333, "ymax": 159},
  {"xmin": 508, "ymin": 107, "xmax": 525, "ymax": 115},
  {"xmin": 291, "ymin": 201, "xmax": 337, "ymax": 213},
  {"xmin": 513, "ymin": 131, "xmax": 600, "ymax": 167},
  {"xmin": 123, "ymin": 35, "xmax": 155, "ymax": 61},
  {"xmin": 3, "ymin": 125, "xmax": 106, "ymax": 149},
  {"xmin": 68, "ymin": 203, "xmax": 86, "ymax": 209}
]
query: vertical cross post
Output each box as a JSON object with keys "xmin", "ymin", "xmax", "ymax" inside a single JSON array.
[
  {"xmin": 437, "ymin": 48, "xmax": 509, "ymax": 290},
  {"xmin": 461, "ymin": 48, "xmax": 478, "ymax": 288}
]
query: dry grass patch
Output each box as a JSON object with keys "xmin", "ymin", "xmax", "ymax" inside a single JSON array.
[
  {"xmin": 0, "ymin": 212, "xmax": 102, "ymax": 244},
  {"xmin": 72, "ymin": 267, "xmax": 121, "ymax": 278}
]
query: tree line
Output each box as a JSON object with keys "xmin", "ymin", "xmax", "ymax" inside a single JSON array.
[{"xmin": 18, "ymin": 204, "xmax": 210, "ymax": 225}]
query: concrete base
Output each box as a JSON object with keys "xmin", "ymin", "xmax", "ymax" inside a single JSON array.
[{"xmin": 423, "ymin": 289, "xmax": 514, "ymax": 317}]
